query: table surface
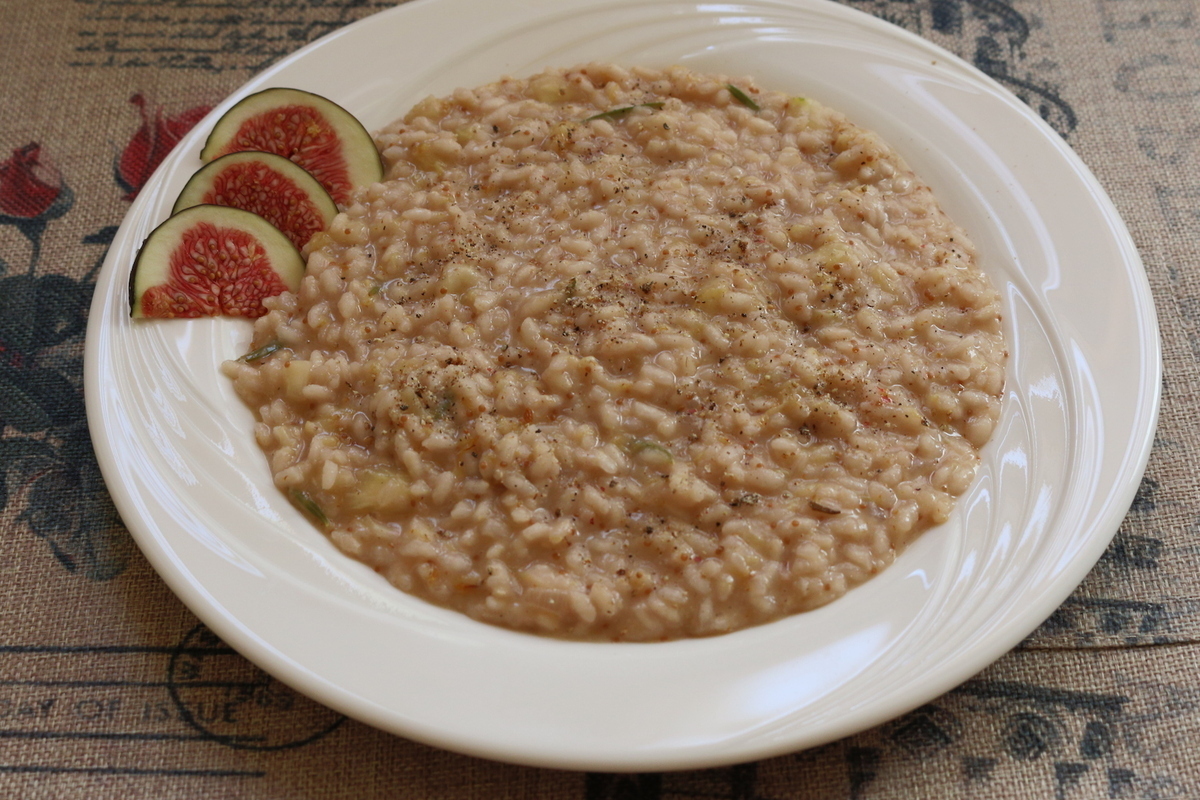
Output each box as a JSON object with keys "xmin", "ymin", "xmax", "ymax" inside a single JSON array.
[{"xmin": 1, "ymin": 0, "xmax": 1196, "ymax": 797}]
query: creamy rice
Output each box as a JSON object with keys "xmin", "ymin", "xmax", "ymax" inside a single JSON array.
[{"xmin": 224, "ymin": 64, "xmax": 1006, "ymax": 641}]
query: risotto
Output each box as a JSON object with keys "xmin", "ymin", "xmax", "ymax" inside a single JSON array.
[{"xmin": 224, "ymin": 64, "xmax": 1006, "ymax": 641}]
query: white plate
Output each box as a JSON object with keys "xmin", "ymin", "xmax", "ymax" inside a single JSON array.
[{"xmin": 85, "ymin": 0, "xmax": 1160, "ymax": 771}]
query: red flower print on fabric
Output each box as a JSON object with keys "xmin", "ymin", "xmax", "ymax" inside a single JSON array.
[
  {"xmin": 0, "ymin": 143, "xmax": 65, "ymax": 221},
  {"xmin": 116, "ymin": 93, "xmax": 212, "ymax": 201},
  {"xmin": 0, "ymin": 143, "xmax": 73, "ymax": 274}
]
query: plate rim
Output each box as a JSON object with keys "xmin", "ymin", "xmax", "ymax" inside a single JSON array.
[{"xmin": 84, "ymin": 0, "xmax": 1162, "ymax": 771}]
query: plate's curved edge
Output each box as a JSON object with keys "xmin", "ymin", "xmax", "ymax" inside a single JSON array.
[
  {"xmin": 803, "ymin": 0, "xmax": 1166, "ymax": 692},
  {"xmin": 83, "ymin": 0, "xmax": 1165, "ymax": 772}
]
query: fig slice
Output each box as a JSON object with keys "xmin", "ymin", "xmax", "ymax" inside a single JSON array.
[
  {"xmin": 200, "ymin": 87, "xmax": 382, "ymax": 206},
  {"xmin": 172, "ymin": 151, "xmax": 337, "ymax": 251},
  {"xmin": 130, "ymin": 205, "xmax": 304, "ymax": 319}
]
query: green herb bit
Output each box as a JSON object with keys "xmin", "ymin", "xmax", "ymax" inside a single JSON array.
[
  {"xmin": 289, "ymin": 489, "xmax": 330, "ymax": 527},
  {"xmin": 627, "ymin": 439, "xmax": 674, "ymax": 461},
  {"xmin": 432, "ymin": 389, "xmax": 456, "ymax": 420},
  {"xmin": 238, "ymin": 341, "xmax": 281, "ymax": 363},
  {"xmin": 583, "ymin": 102, "xmax": 665, "ymax": 122},
  {"xmin": 726, "ymin": 84, "xmax": 760, "ymax": 111}
]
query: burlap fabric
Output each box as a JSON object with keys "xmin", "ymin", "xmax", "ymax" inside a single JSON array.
[{"xmin": 1, "ymin": 0, "xmax": 1195, "ymax": 797}]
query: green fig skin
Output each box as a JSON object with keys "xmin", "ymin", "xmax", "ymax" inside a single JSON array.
[
  {"xmin": 130, "ymin": 205, "xmax": 305, "ymax": 319},
  {"xmin": 173, "ymin": 151, "xmax": 338, "ymax": 251},
  {"xmin": 200, "ymin": 87, "xmax": 383, "ymax": 206}
]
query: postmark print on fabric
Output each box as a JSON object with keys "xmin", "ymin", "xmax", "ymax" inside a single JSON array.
[{"xmin": 166, "ymin": 624, "xmax": 345, "ymax": 751}]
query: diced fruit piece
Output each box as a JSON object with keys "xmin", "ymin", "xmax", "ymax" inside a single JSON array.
[
  {"xmin": 440, "ymin": 263, "xmax": 482, "ymax": 294},
  {"xmin": 200, "ymin": 87, "xmax": 383, "ymax": 206},
  {"xmin": 696, "ymin": 276, "xmax": 733, "ymax": 309},
  {"xmin": 129, "ymin": 205, "xmax": 304, "ymax": 319},
  {"xmin": 346, "ymin": 466, "xmax": 411, "ymax": 514},
  {"xmin": 282, "ymin": 358, "xmax": 311, "ymax": 401},
  {"xmin": 172, "ymin": 151, "xmax": 337, "ymax": 251}
]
